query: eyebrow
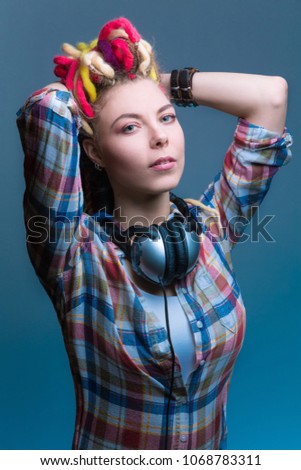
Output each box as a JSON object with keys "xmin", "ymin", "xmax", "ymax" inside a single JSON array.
[{"xmin": 110, "ymin": 103, "xmax": 174, "ymax": 129}]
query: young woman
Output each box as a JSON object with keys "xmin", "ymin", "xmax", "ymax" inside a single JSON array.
[{"xmin": 17, "ymin": 17, "xmax": 292, "ymax": 450}]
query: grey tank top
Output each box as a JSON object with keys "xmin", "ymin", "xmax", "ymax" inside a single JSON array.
[{"xmin": 140, "ymin": 290, "xmax": 196, "ymax": 384}]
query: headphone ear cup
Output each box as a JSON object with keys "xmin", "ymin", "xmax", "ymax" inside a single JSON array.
[
  {"xmin": 157, "ymin": 224, "xmax": 176, "ymax": 285},
  {"xmin": 158, "ymin": 220, "xmax": 189, "ymax": 284},
  {"xmin": 130, "ymin": 225, "xmax": 167, "ymax": 284},
  {"xmin": 175, "ymin": 226, "xmax": 189, "ymax": 279},
  {"xmin": 166, "ymin": 219, "xmax": 188, "ymax": 279}
]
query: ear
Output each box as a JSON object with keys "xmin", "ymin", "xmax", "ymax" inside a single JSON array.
[{"xmin": 82, "ymin": 138, "xmax": 106, "ymax": 169}]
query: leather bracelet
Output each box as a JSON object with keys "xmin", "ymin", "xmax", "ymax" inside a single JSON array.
[{"xmin": 170, "ymin": 67, "xmax": 199, "ymax": 107}]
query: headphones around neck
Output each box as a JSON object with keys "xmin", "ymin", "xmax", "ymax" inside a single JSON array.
[{"xmin": 101, "ymin": 193, "xmax": 202, "ymax": 286}]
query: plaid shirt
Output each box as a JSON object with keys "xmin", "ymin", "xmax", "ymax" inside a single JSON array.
[{"xmin": 17, "ymin": 88, "xmax": 292, "ymax": 450}]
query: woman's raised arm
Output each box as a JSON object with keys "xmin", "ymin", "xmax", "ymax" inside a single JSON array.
[
  {"xmin": 161, "ymin": 72, "xmax": 288, "ymax": 133},
  {"xmin": 17, "ymin": 84, "xmax": 84, "ymax": 283},
  {"xmin": 161, "ymin": 71, "xmax": 292, "ymax": 249}
]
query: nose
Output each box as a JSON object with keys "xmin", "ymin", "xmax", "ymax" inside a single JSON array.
[{"xmin": 149, "ymin": 126, "xmax": 168, "ymax": 148}]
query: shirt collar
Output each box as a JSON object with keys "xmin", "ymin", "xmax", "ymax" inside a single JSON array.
[{"xmin": 167, "ymin": 200, "xmax": 187, "ymax": 222}]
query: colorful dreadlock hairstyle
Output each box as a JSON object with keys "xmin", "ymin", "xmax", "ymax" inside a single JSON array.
[
  {"xmin": 54, "ymin": 17, "xmax": 160, "ymax": 134},
  {"xmin": 53, "ymin": 17, "xmax": 161, "ymax": 214}
]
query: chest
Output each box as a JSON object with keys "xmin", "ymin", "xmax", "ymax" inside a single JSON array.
[
  {"xmin": 62, "ymin": 238, "xmax": 246, "ymax": 388},
  {"xmin": 106, "ymin": 242, "xmax": 246, "ymax": 384}
]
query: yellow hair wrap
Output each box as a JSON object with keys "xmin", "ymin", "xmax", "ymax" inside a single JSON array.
[
  {"xmin": 77, "ymin": 39, "xmax": 99, "ymax": 103},
  {"xmin": 79, "ymin": 64, "xmax": 97, "ymax": 102},
  {"xmin": 77, "ymin": 38, "xmax": 98, "ymax": 51},
  {"xmin": 149, "ymin": 66, "xmax": 158, "ymax": 82}
]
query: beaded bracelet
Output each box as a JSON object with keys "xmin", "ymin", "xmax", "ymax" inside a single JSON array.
[{"xmin": 170, "ymin": 67, "xmax": 199, "ymax": 107}]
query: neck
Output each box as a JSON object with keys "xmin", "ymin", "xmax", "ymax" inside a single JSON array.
[{"xmin": 113, "ymin": 191, "xmax": 171, "ymax": 229}]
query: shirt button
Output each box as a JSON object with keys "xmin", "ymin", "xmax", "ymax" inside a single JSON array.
[
  {"xmin": 180, "ymin": 435, "xmax": 187, "ymax": 442},
  {"xmin": 177, "ymin": 397, "xmax": 187, "ymax": 405},
  {"xmin": 196, "ymin": 320, "xmax": 203, "ymax": 329}
]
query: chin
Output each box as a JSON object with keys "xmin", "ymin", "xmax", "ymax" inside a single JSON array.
[
  {"xmin": 131, "ymin": 172, "xmax": 183, "ymax": 198},
  {"xmin": 147, "ymin": 182, "xmax": 179, "ymax": 197},
  {"xmin": 160, "ymin": 177, "xmax": 182, "ymax": 193}
]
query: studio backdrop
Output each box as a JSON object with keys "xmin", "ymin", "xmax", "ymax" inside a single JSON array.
[{"xmin": 1, "ymin": 0, "xmax": 300, "ymax": 450}]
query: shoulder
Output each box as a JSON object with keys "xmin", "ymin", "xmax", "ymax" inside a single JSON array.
[
  {"xmin": 17, "ymin": 82, "xmax": 81, "ymax": 127},
  {"xmin": 43, "ymin": 82, "xmax": 68, "ymax": 92},
  {"xmin": 22, "ymin": 82, "xmax": 76, "ymax": 109}
]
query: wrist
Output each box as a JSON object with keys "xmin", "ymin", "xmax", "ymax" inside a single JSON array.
[{"xmin": 170, "ymin": 67, "xmax": 199, "ymax": 107}]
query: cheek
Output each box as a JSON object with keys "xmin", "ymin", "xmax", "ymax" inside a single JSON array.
[
  {"xmin": 102, "ymin": 144, "xmax": 144, "ymax": 185},
  {"xmin": 103, "ymin": 134, "xmax": 146, "ymax": 169},
  {"xmin": 98, "ymin": 138, "xmax": 125, "ymax": 167},
  {"xmin": 104, "ymin": 146, "xmax": 141, "ymax": 171}
]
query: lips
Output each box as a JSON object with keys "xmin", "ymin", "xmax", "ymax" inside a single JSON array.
[{"xmin": 150, "ymin": 157, "xmax": 176, "ymax": 167}]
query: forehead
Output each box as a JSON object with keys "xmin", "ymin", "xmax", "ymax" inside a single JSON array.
[{"xmin": 97, "ymin": 79, "xmax": 170, "ymax": 121}]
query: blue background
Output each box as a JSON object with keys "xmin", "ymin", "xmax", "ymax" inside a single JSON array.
[{"xmin": 1, "ymin": 0, "xmax": 300, "ymax": 450}]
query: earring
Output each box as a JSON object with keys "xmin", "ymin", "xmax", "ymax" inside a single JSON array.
[{"xmin": 95, "ymin": 163, "xmax": 104, "ymax": 171}]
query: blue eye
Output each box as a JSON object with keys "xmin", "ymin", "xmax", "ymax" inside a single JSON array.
[
  {"xmin": 161, "ymin": 114, "xmax": 176, "ymax": 123},
  {"xmin": 122, "ymin": 124, "xmax": 136, "ymax": 133}
]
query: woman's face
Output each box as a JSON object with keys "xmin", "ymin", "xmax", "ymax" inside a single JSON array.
[{"xmin": 91, "ymin": 79, "xmax": 185, "ymax": 202}]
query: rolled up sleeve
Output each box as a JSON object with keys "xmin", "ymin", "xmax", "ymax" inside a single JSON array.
[{"xmin": 200, "ymin": 118, "xmax": 293, "ymax": 247}]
